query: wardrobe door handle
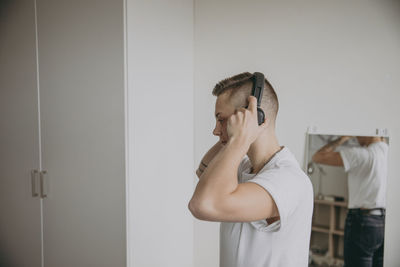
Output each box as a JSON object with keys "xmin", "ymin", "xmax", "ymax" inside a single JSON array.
[
  {"xmin": 31, "ymin": 169, "xmax": 39, "ymax": 197},
  {"xmin": 40, "ymin": 170, "xmax": 48, "ymax": 198}
]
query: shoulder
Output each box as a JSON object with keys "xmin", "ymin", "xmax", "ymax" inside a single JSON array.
[
  {"xmin": 256, "ymin": 148, "xmax": 312, "ymax": 192},
  {"xmin": 371, "ymin": 141, "xmax": 389, "ymax": 152},
  {"xmin": 248, "ymin": 149, "xmax": 313, "ymax": 227},
  {"xmin": 340, "ymin": 145, "xmax": 369, "ymax": 160}
]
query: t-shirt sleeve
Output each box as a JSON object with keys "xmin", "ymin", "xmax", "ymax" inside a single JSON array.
[
  {"xmin": 339, "ymin": 147, "xmax": 369, "ymax": 172},
  {"xmin": 245, "ymin": 168, "xmax": 308, "ymax": 232},
  {"xmin": 237, "ymin": 156, "xmax": 249, "ymax": 182}
]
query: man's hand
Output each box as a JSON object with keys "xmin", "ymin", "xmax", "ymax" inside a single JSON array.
[
  {"xmin": 339, "ymin": 136, "xmax": 353, "ymax": 143},
  {"xmin": 226, "ymin": 96, "xmax": 267, "ymax": 149}
]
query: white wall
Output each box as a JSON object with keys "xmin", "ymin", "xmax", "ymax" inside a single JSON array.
[
  {"xmin": 194, "ymin": 1, "xmax": 400, "ymax": 266},
  {"xmin": 126, "ymin": 0, "xmax": 194, "ymax": 266}
]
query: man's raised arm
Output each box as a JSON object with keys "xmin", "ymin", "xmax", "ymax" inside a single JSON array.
[
  {"xmin": 189, "ymin": 97, "xmax": 278, "ymax": 223},
  {"xmin": 196, "ymin": 141, "xmax": 224, "ymax": 179},
  {"xmin": 312, "ymin": 136, "xmax": 351, "ymax": 166}
]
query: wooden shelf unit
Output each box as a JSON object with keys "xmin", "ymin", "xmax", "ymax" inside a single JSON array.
[{"xmin": 310, "ymin": 199, "xmax": 348, "ymax": 265}]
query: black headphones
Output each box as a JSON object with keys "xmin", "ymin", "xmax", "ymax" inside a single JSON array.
[{"xmin": 250, "ymin": 72, "xmax": 266, "ymax": 125}]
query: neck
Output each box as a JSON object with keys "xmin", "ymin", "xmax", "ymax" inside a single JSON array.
[
  {"xmin": 367, "ymin": 137, "xmax": 383, "ymax": 146},
  {"xmin": 247, "ymin": 131, "xmax": 281, "ymax": 174}
]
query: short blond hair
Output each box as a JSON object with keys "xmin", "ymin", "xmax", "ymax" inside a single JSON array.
[{"xmin": 212, "ymin": 72, "xmax": 279, "ymax": 123}]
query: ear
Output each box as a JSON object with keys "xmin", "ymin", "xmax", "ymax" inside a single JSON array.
[{"xmin": 259, "ymin": 117, "xmax": 269, "ymax": 130}]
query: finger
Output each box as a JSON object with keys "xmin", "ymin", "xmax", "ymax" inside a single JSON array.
[
  {"xmin": 247, "ymin": 96, "xmax": 258, "ymax": 113},
  {"xmin": 228, "ymin": 114, "xmax": 236, "ymax": 124},
  {"xmin": 236, "ymin": 107, "xmax": 246, "ymax": 114}
]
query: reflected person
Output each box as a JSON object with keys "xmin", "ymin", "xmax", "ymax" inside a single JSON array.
[
  {"xmin": 188, "ymin": 72, "xmax": 314, "ymax": 267},
  {"xmin": 313, "ymin": 136, "xmax": 388, "ymax": 267}
]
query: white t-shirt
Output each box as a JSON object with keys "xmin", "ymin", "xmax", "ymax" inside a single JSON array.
[
  {"xmin": 339, "ymin": 141, "xmax": 388, "ymax": 209},
  {"xmin": 220, "ymin": 147, "xmax": 314, "ymax": 267}
]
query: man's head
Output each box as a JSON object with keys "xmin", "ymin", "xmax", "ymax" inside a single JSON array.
[{"xmin": 212, "ymin": 72, "xmax": 279, "ymax": 144}]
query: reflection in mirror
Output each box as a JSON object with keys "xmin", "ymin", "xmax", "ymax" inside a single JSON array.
[{"xmin": 306, "ymin": 134, "xmax": 388, "ymax": 267}]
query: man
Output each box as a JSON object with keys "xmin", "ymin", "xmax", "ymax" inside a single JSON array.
[
  {"xmin": 188, "ymin": 72, "xmax": 314, "ymax": 267},
  {"xmin": 313, "ymin": 135, "xmax": 388, "ymax": 267}
]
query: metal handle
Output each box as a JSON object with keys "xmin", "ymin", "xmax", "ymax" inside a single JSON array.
[
  {"xmin": 40, "ymin": 170, "xmax": 48, "ymax": 198},
  {"xmin": 31, "ymin": 169, "xmax": 39, "ymax": 197}
]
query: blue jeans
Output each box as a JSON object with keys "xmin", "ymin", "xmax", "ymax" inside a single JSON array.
[{"xmin": 344, "ymin": 210, "xmax": 385, "ymax": 267}]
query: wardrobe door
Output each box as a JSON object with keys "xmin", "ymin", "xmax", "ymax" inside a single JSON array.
[
  {"xmin": 0, "ymin": 1, "xmax": 42, "ymax": 266},
  {"xmin": 36, "ymin": 1, "xmax": 126, "ymax": 266}
]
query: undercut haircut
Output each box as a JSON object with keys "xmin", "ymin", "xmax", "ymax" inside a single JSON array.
[{"xmin": 212, "ymin": 72, "xmax": 279, "ymax": 124}]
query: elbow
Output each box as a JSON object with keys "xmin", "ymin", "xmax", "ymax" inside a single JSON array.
[
  {"xmin": 312, "ymin": 153, "xmax": 322, "ymax": 164},
  {"xmin": 188, "ymin": 200, "xmax": 201, "ymax": 219},
  {"xmin": 188, "ymin": 197, "xmax": 216, "ymax": 221}
]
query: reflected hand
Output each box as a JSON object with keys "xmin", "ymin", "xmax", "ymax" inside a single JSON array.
[{"xmin": 340, "ymin": 136, "xmax": 353, "ymax": 143}]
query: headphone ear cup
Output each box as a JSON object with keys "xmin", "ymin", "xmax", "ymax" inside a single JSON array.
[{"xmin": 257, "ymin": 108, "xmax": 265, "ymax": 125}]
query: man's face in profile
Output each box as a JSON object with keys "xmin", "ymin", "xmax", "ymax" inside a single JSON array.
[{"xmin": 213, "ymin": 93, "xmax": 236, "ymax": 145}]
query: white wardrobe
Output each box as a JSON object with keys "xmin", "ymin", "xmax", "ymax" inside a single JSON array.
[
  {"xmin": 1, "ymin": 0, "xmax": 194, "ymax": 266},
  {"xmin": 0, "ymin": 0, "xmax": 126, "ymax": 266}
]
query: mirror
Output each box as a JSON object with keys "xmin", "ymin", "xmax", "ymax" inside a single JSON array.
[{"xmin": 306, "ymin": 133, "xmax": 388, "ymax": 267}]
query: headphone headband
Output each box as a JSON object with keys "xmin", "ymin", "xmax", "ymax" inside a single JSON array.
[{"xmin": 252, "ymin": 72, "xmax": 264, "ymax": 107}]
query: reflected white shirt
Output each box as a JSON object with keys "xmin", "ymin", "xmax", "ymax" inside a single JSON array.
[{"xmin": 339, "ymin": 141, "xmax": 388, "ymax": 209}]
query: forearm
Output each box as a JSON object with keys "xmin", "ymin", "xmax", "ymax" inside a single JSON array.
[
  {"xmin": 192, "ymin": 137, "xmax": 248, "ymax": 204},
  {"xmin": 316, "ymin": 138, "xmax": 346, "ymax": 154},
  {"xmin": 196, "ymin": 141, "xmax": 224, "ymax": 178},
  {"xmin": 312, "ymin": 137, "xmax": 348, "ymax": 164}
]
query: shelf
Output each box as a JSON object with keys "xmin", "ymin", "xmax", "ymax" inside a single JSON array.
[
  {"xmin": 332, "ymin": 229, "xmax": 345, "ymax": 236},
  {"xmin": 334, "ymin": 257, "xmax": 344, "ymax": 264},
  {"xmin": 314, "ymin": 199, "xmax": 348, "ymax": 207},
  {"xmin": 312, "ymin": 198, "xmax": 347, "ymax": 263},
  {"xmin": 311, "ymin": 254, "xmax": 344, "ymax": 265},
  {"xmin": 312, "ymin": 226, "xmax": 330, "ymax": 234},
  {"xmin": 312, "ymin": 227, "xmax": 345, "ymax": 236}
]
